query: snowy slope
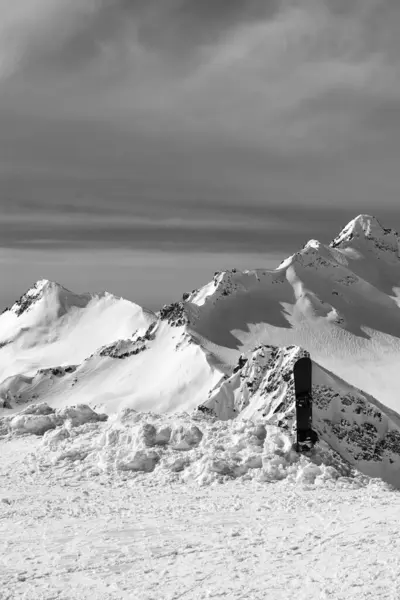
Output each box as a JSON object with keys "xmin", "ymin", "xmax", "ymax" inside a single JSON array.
[
  {"xmin": 186, "ymin": 214, "xmax": 400, "ymax": 409},
  {"xmin": 1, "ymin": 429, "xmax": 398, "ymax": 600},
  {"xmin": 0, "ymin": 280, "xmax": 156, "ymax": 386},
  {"xmin": 0, "ymin": 314, "xmax": 222, "ymax": 415},
  {"xmin": 3, "ymin": 214, "xmax": 400, "ymax": 597},
  {"xmin": 2, "ymin": 213, "xmax": 400, "ymax": 425}
]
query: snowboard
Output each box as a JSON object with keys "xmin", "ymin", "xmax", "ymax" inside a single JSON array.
[{"xmin": 293, "ymin": 356, "xmax": 318, "ymax": 452}]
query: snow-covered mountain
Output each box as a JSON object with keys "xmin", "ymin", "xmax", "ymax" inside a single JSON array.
[
  {"xmin": 186, "ymin": 214, "xmax": 400, "ymax": 410},
  {"xmin": 0, "ymin": 279, "xmax": 156, "ymax": 392},
  {"xmin": 2, "ymin": 214, "xmax": 400, "ymax": 486}
]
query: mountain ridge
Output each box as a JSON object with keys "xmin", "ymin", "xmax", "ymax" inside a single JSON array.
[
  {"xmin": 2, "ymin": 214, "xmax": 400, "ymax": 485},
  {"xmin": 2, "ymin": 213, "xmax": 400, "ymax": 414}
]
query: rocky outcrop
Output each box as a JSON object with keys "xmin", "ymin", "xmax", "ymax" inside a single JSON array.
[
  {"xmin": 198, "ymin": 344, "xmax": 309, "ymax": 422},
  {"xmin": 158, "ymin": 302, "xmax": 188, "ymax": 327}
]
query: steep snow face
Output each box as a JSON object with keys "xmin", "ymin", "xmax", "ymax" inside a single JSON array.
[
  {"xmin": 331, "ymin": 214, "xmax": 400, "ymax": 256},
  {"xmin": 0, "ymin": 319, "xmax": 222, "ymax": 416},
  {"xmin": 330, "ymin": 214, "xmax": 400, "ymax": 295},
  {"xmin": 184, "ymin": 216, "xmax": 400, "ymax": 410},
  {"xmin": 0, "ymin": 280, "xmax": 156, "ymax": 382},
  {"xmin": 1, "ymin": 279, "xmax": 92, "ymax": 328}
]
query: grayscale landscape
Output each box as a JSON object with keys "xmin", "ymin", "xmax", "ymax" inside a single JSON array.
[{"xmin": 2, "ymin": 2, "xmax": 400, "ymax": 599}]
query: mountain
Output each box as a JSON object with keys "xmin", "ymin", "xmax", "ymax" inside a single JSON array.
[
  {"xmin": 201, "ymin": 343, "xmax": 400, "ymax": 486},
  {"xmin": 186, "ymin": 214, "xmax": 400, "ymax": 410},
  {"xmin": 2, "ymin": 214, "xmax": 400, "ymax": 486},
  {"xmin": 0, "ymin": 279, "xmax": 156, "ymax": 387},
  {"xmin": 2, "ymin": 213, "xmax": 400, "ymax": 413}
]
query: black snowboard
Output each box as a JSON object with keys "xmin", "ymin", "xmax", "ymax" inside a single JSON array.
[{"xmin": 293, "ymin": 357, "xmax": 318, "ymax": 452}]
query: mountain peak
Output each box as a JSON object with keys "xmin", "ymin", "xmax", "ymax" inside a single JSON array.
[
  {"xmin": 28, "ymin": 279, "xmax": 61, "ymax": 295},
  {"xmin": 330, "ymin": 214, "xmax": 400, "ymax": 254},
  {"xmin": 8, "ymin": 280, "xmax": 91, "ymax": 318}
]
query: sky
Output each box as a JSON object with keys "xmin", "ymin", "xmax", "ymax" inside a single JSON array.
[{"xmin": 1, "ymin": 0, "xmax": 400, "ymax": 309}]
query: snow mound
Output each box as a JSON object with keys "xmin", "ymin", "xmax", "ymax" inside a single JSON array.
[
  {"xmin": 23, "ymin": 408, "xmax": 367, "ymax": 489},
  {"xmin": 0, "ymin": 402, "xmax": 108, "ymax": 437}
]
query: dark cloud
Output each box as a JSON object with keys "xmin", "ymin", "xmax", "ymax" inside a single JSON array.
[
  {"xmin": 323, "ymin": 0, "xmax": 363, "ymax": 17},
  {"xmin": 136, "ymin": 0, "xmax": 281, "ymax": 53},
  {"xmin": 13, "ymin": 0, "xmax": 282, "ymax": 78}
]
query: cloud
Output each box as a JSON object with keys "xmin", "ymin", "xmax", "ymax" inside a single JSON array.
[
  {"xmin": 0, "ymin": 0, "xmax": 398, "ymax": 150},
  {"xmin": 2, "ymin": 1, "xmax": 400, "ymax": 308},
  {"xmin": 0, "ymin": 0, "xmax": 281, "ymax": 79},
  {"xmin": 0, "ymin": 0, "xmax": 400, "ymax": 214}
]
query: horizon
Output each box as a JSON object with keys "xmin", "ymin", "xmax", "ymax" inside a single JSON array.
[
  {"xmin": 2, "ymin": 211, "xmax": 400, "ymax": 312},
  {"xmin": 1, "ymin": 1, "xmax": 400, "ymax": 310}
]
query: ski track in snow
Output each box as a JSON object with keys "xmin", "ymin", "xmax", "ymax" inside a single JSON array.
[{"xmin": 1, "ymin": 436, "xmax": 400, "ymax": 600}]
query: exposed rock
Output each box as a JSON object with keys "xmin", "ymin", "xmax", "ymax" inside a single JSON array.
[
  {"xmin": 158, "ymin": 302, "xmax": 188, "ymax": 327},
  {"xmin": 99, "ymin": 339, "xmax": 146, "ymax": 359}
]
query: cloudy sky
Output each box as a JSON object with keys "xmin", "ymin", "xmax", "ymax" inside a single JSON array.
[{"xmin": 1, "ymin": 0, "xmax": 400, "ymax": 309}]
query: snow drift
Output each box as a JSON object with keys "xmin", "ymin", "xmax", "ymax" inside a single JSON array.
[{"xmin": 1, "ymin": 403, "xmax": 364, "ymax": 489}]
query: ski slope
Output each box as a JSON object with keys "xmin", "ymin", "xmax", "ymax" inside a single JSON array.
[{"xmin": 1, "ymin": 418, "xmax": 399, "ymax": 600}]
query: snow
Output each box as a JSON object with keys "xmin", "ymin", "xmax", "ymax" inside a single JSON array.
[
  {"xmin": 4, "ymin": 215, "xmax": 400, "ymax": 597},
  {"xmin": 0, "ymin": 280, "xmax": 156, "ymax": 382},
  {"xmin": 0, "ymin": 399, "xmax": 380, "ymax": 488},
  {"xmin": 1, "ymin": 426, "xmax": 399, "ymax": 600},
  {"xmin": 2, "ymin": 216, "xmax": 400, "ymax": 480},
  {"xmin": 3, "ymin": 214, "xmax": 400, "ymax": 419},
  {"xmin": 0, "ymin": 402, "xmax": 107, "ymax": 436},
  {"xmin": 184, "ymin": 215, "xmax": 400, "ymax": 410}
]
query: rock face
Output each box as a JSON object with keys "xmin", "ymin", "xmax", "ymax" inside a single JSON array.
[
  {"xmin": 158, "ymin": 302, "xmax": 188, "ymax": 327},
  {"xmin": 98, "ymin": 339, "xmax": 147, "ymax": 359},
  {"xmin": 311, "ymin": 379, "xmax": 400, "ymax": 485},
  {"xmin": 197, "ymin": 341, "xmax": 400, "ymax": 488},
  {"xmin": 199, "ymin": 345, "xmax": 309, "ymax": 422}
]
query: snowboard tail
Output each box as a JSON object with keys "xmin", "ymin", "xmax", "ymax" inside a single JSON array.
[{"xmin": 293, "ymin": 357, "xmax": 318, "ymax": 452}]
